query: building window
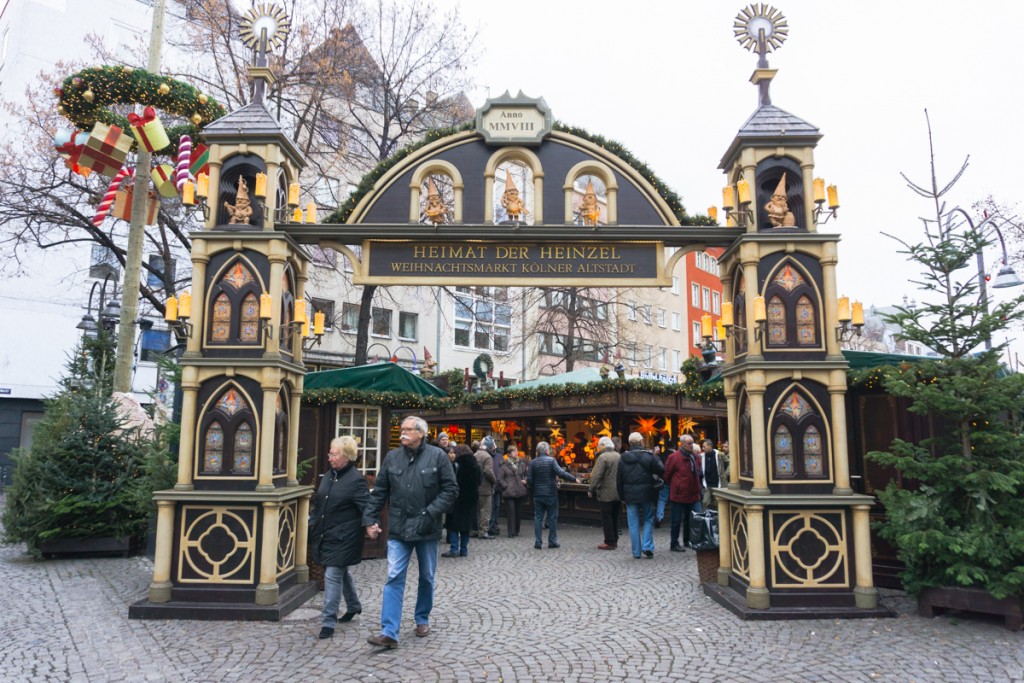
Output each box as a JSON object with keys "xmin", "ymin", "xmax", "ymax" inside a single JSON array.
[
  {"xmin": 336, "ymin": 404, "xmax": 382, "ymax": 476},
  {"xmin": 712, "ymin": 291, "xmax": 721, "ymax": 314},
  {"xmin": 90, "ymin": 244, "xmax": 120, "ymax": 280},
  {"xmin": 644, "ymin": 345, "xmax": 653, "ymax": 368},
  {"xmin": 140, "ymin": 328, "xmax": 171, "ymax": 362},
  {"xmin": 641, "ymin": 305, "xmax": 652, "ymax": 325},
  {"xmin": 691, "ymin": 282, "xmax": 700, "ymax": 307},
  {"xmin": 625, "ymin": 342, "xmax": 637, "ymax": 365},
  {"xmin": 371, "ymin": 307, "xmax": 392, "ymax": 337},
  {"xmin": 627, "ymin": 300, "xmax": 637, "ymax": 321},
  {"xmin": 672, "ymin": 349, "xmax": 681, "ymax": 370},
  {"xmin": 659, "ymin": 347, "xmax": 667, "ymax": 370},
  {"xmin": 702, "ymin": 287, "xmax": 711, "ymax": 311},
  {"xmin": 770, "ymin": 390, "xmax": 828, "ymax": 480},
  {"xmin": 310, "ymin": 298, "xmax": 335, "ymax": 331},
  {"xmin": 146, "ymin": 254, "xmax": 175, "ymax": 290},
  {"xmin": 341, "ymin": 302, "xmax": 360, "ymax": 333},
  {"xmin": 671, "ymin": 276, "xmax": 680, "ymax": 295},
  {"xmin": 658, "ymin": 308, "xmax": 667, "ymax": 328},
  {"xmin": 692, "ymin": 321, "xmax": 702, "ymax": 348},
  {"xmin": 455, "ymin": 287, "xmax": 511, "ymax": 352},
  {"xmin": 207, "ymin": 261, "xmax": 263, "ymax": 346},
  {"xmin": 671, "ymin": 311, "xmax": 681, "ymax": 331},
  {"xmin": 398, "ymin": 312, "xmax": 418, "ymax": 340},
  {"xmin": 200, "ymin": 385, "xmax": 256, "ymax": 477}
]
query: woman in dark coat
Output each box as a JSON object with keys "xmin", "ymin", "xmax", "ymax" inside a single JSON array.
[
  {"xmin": 443, "ymin": 444, "xmax": 480, "ymax": 557},
  {"xmin": 309, "ymin": 435, "xmax": 370, "ymax": 639}
]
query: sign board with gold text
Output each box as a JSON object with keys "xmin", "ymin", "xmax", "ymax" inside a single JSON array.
[{"xmin": 354, "ymin": 241, "xmax": 669, "ymax": 287}]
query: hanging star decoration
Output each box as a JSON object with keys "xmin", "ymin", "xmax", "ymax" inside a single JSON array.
[
  {"xmin": 677, "ymin": 416, "xmax": 698, "ymax": 435},
  {"xmin": 662, "ymin": 418, "xmax": 673, "ymax": 434},
  {"xmin": 490, "ymin": 420, "xmax": 506, "ymax": 435},
  {"xmin": 549, "ymin": 426, "xmax": 562, "ymax": 440},
  {"xmin": 597, "ymin": 419, "xmax": 613, "ymax": 438},
  {"xmin": 634, "ymin": 416, "xmax": 659, "ymax": 437},
  {"xmin": 504, "ymin": 421, "xmax": 521, "ymax": 436}
]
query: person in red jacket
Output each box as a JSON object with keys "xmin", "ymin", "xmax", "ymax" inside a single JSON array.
[{"xmin": 664, "ymin": 435, "xmax": 702, "ymax": 552}]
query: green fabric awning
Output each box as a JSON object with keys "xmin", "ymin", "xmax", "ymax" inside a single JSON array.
[
  {"xmin": 304, "ymin": 361, "xmax": 447, "ymax": 397},
  {"xmin": 841, "ymin": 349, "xmax": 934, "ymax": 369}
]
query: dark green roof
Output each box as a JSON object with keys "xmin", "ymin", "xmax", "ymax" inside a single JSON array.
[{"xmin": 304, "ymin": 362, "xmax": 447, "ymax": 397}]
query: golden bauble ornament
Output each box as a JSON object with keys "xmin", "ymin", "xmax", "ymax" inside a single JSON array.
[
  {"xmin": 57, "ymin": 105, "xmax": 65, "ymax": 115},
  {"xmin": 83, "ymin": 89, "xmax": 94, "ymax": 103},
  {"xmin": 123, "ymin": 66, "xmax": 134, "ymax": 73},
  {"xmin": 158, "ymin": 83, "xmax": 170, "ymax": 95},
  {"xmin": 191, "ymin": 113, "xmax": 202, "ymax": 125},
  {"xmin": 198, "ymin": 94, "xmax": 208, "ymax": 105}
]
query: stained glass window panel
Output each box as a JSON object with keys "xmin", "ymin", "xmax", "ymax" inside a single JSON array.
[
  {"xmin": 796, "ymin": 296, "xmax": 816, "ymax": 345},
  {"xmin": 773, "ymin": 264, "xmax": 805, "ymax": 291},
  {"xmin": 780, "ymin": 392, "xmax": 812, "ymax": 420},
  {"xmin": 240, "ymin": 292, "xmax": 259, "ymax": 342},
  {"xmin": 774, "ymin": 425, "xmax": 794, "ymax": 477},
  {"xmin": 203, "ymin": 422, "xmax": 224, "ymax": 473},
  {"xmin": 223, "ymin": 262, "xmax": 254, "ymax": 289},
  {"xmin": 216, "ymin": 387, "xmax": 244, "ymax": 416},
  {"xmin": 233, "ymin": 423, "xmax": 253, "ymax": 473},
  {"xmin": 768, "ymin": 296, "xmax": 787, "ymax": 344},
  {"xmin": 804, "ymin": 425, "xmax": 824, "ymax": 477},
  {"xmin": 212, "ymin": 292, "xmax": 231, "ymax": 342}
]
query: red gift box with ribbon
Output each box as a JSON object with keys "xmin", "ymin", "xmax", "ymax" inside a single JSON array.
[
  {"xmin": 189, "ymin": 143, "xmax": 210, "ymax": 177},
  {"xmin": 128, "ymin": 106, "xmax": 171, "ymax": 153},
  {"xmin": 80, "ymin": 122, "xmax": 133, "ymax": 178}
]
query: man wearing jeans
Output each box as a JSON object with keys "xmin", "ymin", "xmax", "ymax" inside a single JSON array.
[
  {"xmin": 364, "ymin": 416, "xmax": 458, "ymax": 649},
  {"xmin": 527, "ymin": 441, "xmax": 578, "ymax": 549},
  {"xmin": 616, "ymin": 432, "xmax": 664, "ymax": 559}
]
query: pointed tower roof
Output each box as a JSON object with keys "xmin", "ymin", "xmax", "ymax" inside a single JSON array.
[
  {"xmin": 202, "ymin": 100, "xmax": 306, "ymax": 172},
  {"xmin": 718, "ymin": 103, "xmax": 822, "ymax": 171}
]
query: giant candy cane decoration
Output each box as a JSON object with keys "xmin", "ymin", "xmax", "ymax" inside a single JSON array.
[
  {"xmin": 175, "ymin": 134, "xmax": 191, "ymax": 192},
  {"xmin": 92, "ymin": 166, "xmax": 134, "ymax": 226}
]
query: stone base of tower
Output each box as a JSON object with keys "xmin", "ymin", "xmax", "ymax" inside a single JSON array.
[
  {"xmin": 129, "ymin": 486, "xmax": 315, "ymax": 621},
  {"xmin": 703, "ymin": 489, "xmax": 895, "ymax": 621},
  {"xmin": 702, "ymin": 577, "xmax": 893, "ymax": 621},
  {"xmin": 128, "ymin": 575, "xmax": 317, "ymax": 621}
]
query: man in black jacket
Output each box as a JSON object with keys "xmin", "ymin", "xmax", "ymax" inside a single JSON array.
[
  {"xmin": 365, "ymin": 416, "xmax": 458, "ymax": 649},
  {"xmin": 616, "ymin": 432, "xmax": 664, "ymax": 559},
  {"xmin": 527, "ymin": 441, "xmax": 578, "ymax": 549}
]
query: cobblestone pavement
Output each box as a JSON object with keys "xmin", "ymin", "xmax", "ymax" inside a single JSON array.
[{"xmin": 1, "ymin": 515, "xmax": 1021, "ymax": 682}]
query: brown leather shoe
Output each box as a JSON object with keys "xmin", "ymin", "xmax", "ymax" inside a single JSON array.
[
  {"xmin": 597, "ymin": 543, "xmax": 616, "ymax": 550},
  {"xmin": 414, "ymin": 623, "xmax": 431, "ymax": 637},
  {"xmin": 367, "ymin": 634, "xmax": 398, "ymax": 649}
]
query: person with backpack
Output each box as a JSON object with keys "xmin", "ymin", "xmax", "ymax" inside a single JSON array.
[{"xmin": 615, "ymin": 432, "xmax": 664, "ymax": 559}]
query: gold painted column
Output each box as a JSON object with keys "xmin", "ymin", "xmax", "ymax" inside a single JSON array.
[
  {"xmin": 800, "ymin": 160, "xmax": 817, "ymax": 233},
  {"xmin": 204, "ymin": 153, "xmax": 222, "ymax": 230},
  {"xmin": 748, "ymin": 385, "xmax": 770, "ymax": 495},
  {"xmin": 258, "ymin": 370, "xmax": 281, "ymax": 492},
  {"xmin": 829, "ymin": 368, "xmax": 853, "ymax": 495},
  {"xmin": 821, "ymin": 243, "xmax": 841, "ymax": 358},
  {"xmin": 286, "ymin": 387, "xmax": 302, "ymax": 486},
  {"xmin": 175, "ymin": 367, "xmax": 199, "ymax": 490},
  {"xmin": 147, "ymin": 499, "xmax": 177, "ymax": 602},
  {"xmin": 852, "ymin": 504, "xmax": 878, "ymax": 608},
  {"xmin": 725, "ymin": 389, "xmax": 740, "ymax": 488},
  {"xmin": 742, "ymin": 253, "xmax": 762, "ymax": 360},
  {"xmin": 264, "ymin": 248, "xmax": 286, "ymax": 359},
  {"xmin": 745, "ymin": 505, "xmax": 770, "ymax": 608},
  {"xmin": 717, "ymin": 500, "xmax": 732, "ymax": 585},
  {"xmin": 531, "ymin": 171, "xmax": 544, "ymax": 223},
  {"xmin": 263, "ymin": 161, "xmax": 280, "ymax": 231},
  {"xmin": 256, "ymin": 501, "xmax": 282, "ymax": 605},
  {"xmin": 295, "ymin": 494, "xmax": 311, "ymax": 582},
  {"xmin": 184, "ymin": 246, "xmax": 208, "ymax": 359}
]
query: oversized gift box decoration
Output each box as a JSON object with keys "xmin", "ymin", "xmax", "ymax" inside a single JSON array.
[
  {"xmin": 80, "ymin": 122, "xmax": 133, "ymax": 178},
  {"xmin": 189, "ymin": 143, "xmax": 210, "ymax": 177},
  {"xmin": 53, "ymin": 128, "xmax": 92, "ymax": 177},
  {"xmin": 152, "ymin": 163, "xmax": 179, "ymax": 198},
  {"xmin": 113, "ymin": 188, "xmax": 160, "ymax": 224},
  {"xmin": 128, "ymin": 106, "xmax": 171, "ymax": 153}
]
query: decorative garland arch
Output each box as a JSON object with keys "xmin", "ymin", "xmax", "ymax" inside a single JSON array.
[{"xmin": 56, "ymin": 65, "xmax": 226, "ymax": 153}]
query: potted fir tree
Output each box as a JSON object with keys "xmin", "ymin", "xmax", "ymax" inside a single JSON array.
[
  {"xmin": 2, "ymin": 331, "xmax": 153, "ymax": 558},
  {"xmin": 867, "ymin": 117, "xmax": 1024, "ymax": 629}
]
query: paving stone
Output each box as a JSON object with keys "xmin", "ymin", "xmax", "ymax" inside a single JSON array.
[{"xmin": 1, "ymin": 505, "xmax": 1021, "ymax": 682}]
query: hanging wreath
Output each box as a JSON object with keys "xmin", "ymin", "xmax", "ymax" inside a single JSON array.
[
  {"xmin": 55, "ymin": 65, "xmax": 226, "ymax": 154},
  {"xmin": 473, "ymin": 353, "xmax": 494, "ymax": 380}
]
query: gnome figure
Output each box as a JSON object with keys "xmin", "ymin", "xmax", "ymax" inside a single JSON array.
[
  {"xmin": 225, "ymin": 176, "xmax": 254, "ymax": 225},
  {"xmin": 578, "ymin": 178, "xmax": 601, "ymax": 226},
  {"xmin": 764, "ymin": 172, "xmax": 796, "ymax": 227},
  {"xmin": 500, "ymin": 172, "xmax": 525, "ymax": 222}
]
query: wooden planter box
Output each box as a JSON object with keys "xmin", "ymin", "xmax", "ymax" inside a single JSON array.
[
  {"xmin": 38, "ymin": 536, "xmax": 133, "ymax": 559},
  {"xmin": 918, "ymin": 586, "xmax": 1023, "ymax": 631}
]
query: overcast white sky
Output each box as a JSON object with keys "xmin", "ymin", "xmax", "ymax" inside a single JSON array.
[{"xmin": 440, "ymin": 0, "xmax": 1024, "ymax": 363}]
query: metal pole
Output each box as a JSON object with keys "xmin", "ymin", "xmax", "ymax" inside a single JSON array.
[
  {"xmin": 114, "ymin": 0, "xmax": 165, "ymax": 393},
  {"xmin": 976, "ymin": 247, "xmax": 991, "ymax": 350}
]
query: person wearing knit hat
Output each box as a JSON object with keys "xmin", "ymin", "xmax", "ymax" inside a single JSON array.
[{"xmin": 481, "ymin": 436, "xmax": 502, "ymax": 537}]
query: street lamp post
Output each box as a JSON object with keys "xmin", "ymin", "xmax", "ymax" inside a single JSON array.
[
  {"xmin": 76, "ymin": 274, "xmax": 121, "ymax": 338},
  {"xmin": 946, "ymin": 207, "xmax": 1024, "ymax": 350}
]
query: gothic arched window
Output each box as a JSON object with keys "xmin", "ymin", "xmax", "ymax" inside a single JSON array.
[
  {"xmin": 207, "ymin": 260, "xmax": 264, "ymax": 346},
  {"xmin": 738, "ymin": 388, "xmax": 752, "ymax": 479},
  {"xmin": 734, "ymin": 270, "xmax": 748, "ymax": 356},
  {"xmin": 199, "ymin": 385, "xmax": 256, "ymax": 477},
  {"xmin": 770, "ymin": 389, "xmax": 828, "ymax": 480},
  {"xmin": 274, "ymin": 390, "xmax": 288, "ymax": 474},
  {"xmin": 764, "ymin": 262, "xmax": 819, "ymax": 349}
]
